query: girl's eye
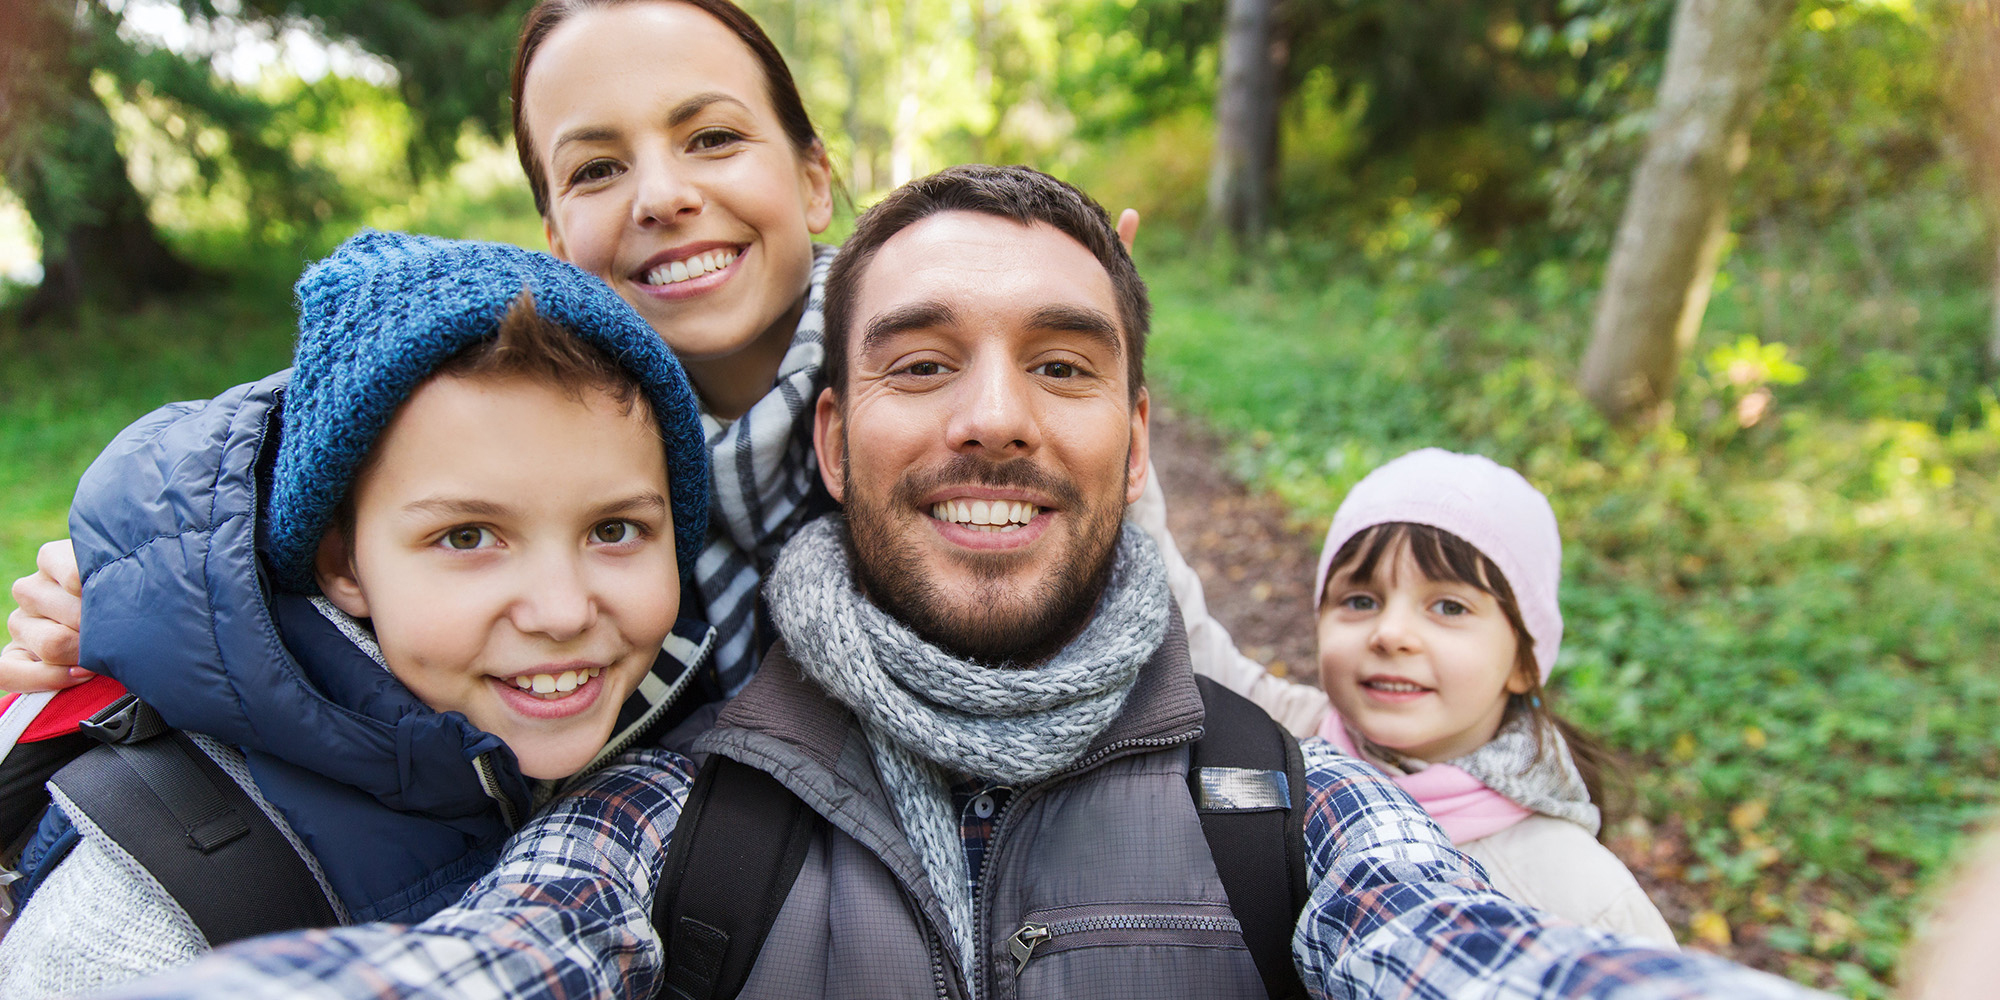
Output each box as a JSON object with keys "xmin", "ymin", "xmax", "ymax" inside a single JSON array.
[
  {"xmin": 1432, "ymin": 598, "xmax": 1470, "ymax": 616},
  {"xmin": 1340, "ymin": 594, "xmax": 1379, "ymax": 612},
  {"xmin": 592, "ymin": 520, "xmax": 643, "ymax": 544},
  {"xmin": 689, "ymin": 128, "xmax": 742, "ymax": 151},
  {"xmin": 441, "ymin": 526, "xmax": 495, "ymax": 551},
  {"xmin": 568, "ymin": 159, "xmax": 621, "ymax": 186},
  {"xmin": 1034, "ymin": 361, "xmax": 1079, "ymax": 379}
]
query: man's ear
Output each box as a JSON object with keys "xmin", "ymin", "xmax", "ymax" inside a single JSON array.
[
  {"xmin": 813, "ymin": 386, "xmax": 847, "ymax": 502},
  {"xmin": 315, "ymin": 527, "xmax": 371, "ymax": 619},
  {"xmin": 1126, "ymin": 386, "xmax": 1151, "ymax": 505}
]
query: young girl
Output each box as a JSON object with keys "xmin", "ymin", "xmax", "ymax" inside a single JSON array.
[
  {"xmin": 1312, "ymin": 448, "xmax": 1677, "ymax": 945},
  {"xmin": 3, "ymin": 0, "xmax": 1327, "ymax": 733}
]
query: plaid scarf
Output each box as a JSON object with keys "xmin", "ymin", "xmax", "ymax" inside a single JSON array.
[{"xmin": 694, "ymin": 243, "xmax": 836, "ymax": 695}]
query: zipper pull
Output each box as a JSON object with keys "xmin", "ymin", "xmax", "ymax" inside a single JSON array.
[{"xmin": 1007, "ymin": 922, "xmax": 1052, "ymax": 975}]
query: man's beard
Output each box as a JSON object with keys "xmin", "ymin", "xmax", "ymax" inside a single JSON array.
[{"xmin": 842, "ymin": 450, "xmax": 1126, "ymax": 666}]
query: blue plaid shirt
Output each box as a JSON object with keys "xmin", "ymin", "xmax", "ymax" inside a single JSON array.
[{"xmin": 99, "ymin": 742, "xmax": 1825, "ymax": 1000}]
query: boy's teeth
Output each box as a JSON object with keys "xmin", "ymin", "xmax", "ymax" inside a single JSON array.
[
  {"xmin": 646, "ymin": 249, "xmax": 739, "ymax": 286},
  {"xmin": 929, "ymin": 499, "xmax": 1038, "ymax": 532},
  {"xmin": 510, "ymin": 666, "xmax": 605, "ymax": 698}
]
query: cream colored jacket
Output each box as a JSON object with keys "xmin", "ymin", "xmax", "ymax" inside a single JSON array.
[
  {"xmin": 1128, "ymin": 462, "xmax": 1330, "ymax": 737},
  {"xmin": 1459, "ymin": 815, "xmax": 1679, "ymax": 948}
]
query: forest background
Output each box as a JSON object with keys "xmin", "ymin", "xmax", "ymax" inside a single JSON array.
[{"xmin": 2, "ymin": 0, "xmax": 1997, "ymax": 995}]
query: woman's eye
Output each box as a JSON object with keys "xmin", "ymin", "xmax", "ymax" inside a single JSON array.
[
  {"xmin": 1035, "ymin": 361, "xmax": 1079, "ymax": 379},
  {"xmin": 441, "ymin": 526, "xmax": 494, "ymax": 551},
  {"xmin": 568, "ymin": 159, "xmax": 620, "ymax": 186},
  {"xmin": 689, "ymin": 128, "xmax": 742, "ymax": 151},
  {"xmin": 592, "ymin": 520, "xmax": 641, "ymax": 544}
]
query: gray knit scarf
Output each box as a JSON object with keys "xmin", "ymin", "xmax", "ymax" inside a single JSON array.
[
  {"xmin": 696, "ymin": 243, "xmax": 836, "ymax": 696},
  {"xmin": 766, "ymin": 515, "xmax": 1170, "ymax": 974}
]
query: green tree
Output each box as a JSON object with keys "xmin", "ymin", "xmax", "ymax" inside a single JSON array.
[{"xmin": 1, "ymin": 0, "xmax": 524, "ymax": 325}]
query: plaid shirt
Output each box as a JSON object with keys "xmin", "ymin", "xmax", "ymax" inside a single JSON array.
[{"xmin": 101, "ymin": 742, "xmax": 1825, "ymax": 1000}]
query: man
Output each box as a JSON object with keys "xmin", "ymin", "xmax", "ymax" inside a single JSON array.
[{"xmin": 99, "ymin": 166, "xmax": 1820, "ymax": 1000}]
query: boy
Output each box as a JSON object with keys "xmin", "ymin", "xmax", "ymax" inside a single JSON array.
[{"xmin": 0, "ymin": 231, "xmax": 710, "ymax": 997}]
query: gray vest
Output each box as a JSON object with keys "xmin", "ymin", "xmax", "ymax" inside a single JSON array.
[{"xmin": 690, "ymin": 622, "xmax": 1267, "ymax": 1000}]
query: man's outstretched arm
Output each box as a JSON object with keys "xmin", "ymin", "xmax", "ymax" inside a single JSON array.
[
  {"xmin": 95, "ymin": 751, "xmax": 693, "ymax": 1000},
  {"xmin": 1295, "ymin": 742, "xmax": 1826, "ymax": 1000}
]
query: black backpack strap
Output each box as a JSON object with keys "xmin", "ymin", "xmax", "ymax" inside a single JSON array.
[
  {"xmin": 48, "ymin": 695, "xmax": 338, "ymax": 945},
  {"xmin": 1190, "ymin": 675, "xmax": 1310, "ymax": 1000},
  {"xmin": 652, "ymin": 754, "xmax": 819, "ymax": 1000}
]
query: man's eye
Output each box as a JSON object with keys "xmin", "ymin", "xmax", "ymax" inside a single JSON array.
[
  {"xmin": 442, "ymin": 526, "xmax": 494, "ymax": 551},
  {"xmin": 592, "ymin": 520, "xmax": 641, "ymax": 544},
  {"xmin": 901, "ymin": 361, "xmax": 944, "ymax": 376},
  {"xmin": 1035, "ymin": 362, "xmax": 1079, "ymax": 378}
]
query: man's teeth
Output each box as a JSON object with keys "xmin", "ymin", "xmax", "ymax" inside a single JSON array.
[
  {"xmin": 645, "ymin": 249, "xmax": 738, "ymax": 286},
  {"xmin": 511, "ymin": 666, "xmax": 604, "ymax": 698},
  {"xmin": 930, "ymin": 498, "xmax": 1038, "ymax": 532},
  {"xmin": 1365, "ymin": 679, "xmax": 1428, "ymax": 693}
]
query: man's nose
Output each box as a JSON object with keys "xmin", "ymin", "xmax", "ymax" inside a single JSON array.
[{"xmin": 947, "ymin": 360, "xmax": 1040, "ymax": 457}]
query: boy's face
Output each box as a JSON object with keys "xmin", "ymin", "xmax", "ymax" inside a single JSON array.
[{"xmin": 317, "ymin": 373, "xmax": 678, "ymax": 780}]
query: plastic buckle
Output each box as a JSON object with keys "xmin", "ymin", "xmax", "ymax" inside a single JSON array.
[{"xmin": 78, "ymin": 694, "xmax": 157, "ymax": 745}]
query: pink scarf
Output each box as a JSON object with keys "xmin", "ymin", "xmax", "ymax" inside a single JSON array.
[{"xmin": 1317, "ymin": 710, "xmax": 1530, "ymax": 845}]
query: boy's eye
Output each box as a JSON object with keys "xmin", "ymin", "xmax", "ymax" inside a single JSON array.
[
  {"xmin": 441, "ymin": 526, "xmax": 495, "ymax": 551},
  {"xmin": 1432, "ymin": 598, "xmax": 1470, "ymax": 616},
  {"xmin": 591, "ymin": 519, "xmax": 642, "ymax": 544},
  {"xmin": 1340, "ymin": 594, "xmax": 1379, "ymax": 612}
]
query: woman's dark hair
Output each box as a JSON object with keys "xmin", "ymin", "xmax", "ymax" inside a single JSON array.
[
  {"xmin": 1322, "ymin": 521, "xmax": 1628, "ymax": 836},
  {"xmin": 510, "ymin": 0, "xmax": 823, "ymax": 218}
]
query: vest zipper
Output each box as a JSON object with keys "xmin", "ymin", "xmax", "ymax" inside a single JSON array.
[
  {"xmin": 472, "ymin": 751, "xmax": 519, "ymax": 829},
  {"xmin": 1006, "ymin": 913, "xmax": 1246, "ymax": 975}
]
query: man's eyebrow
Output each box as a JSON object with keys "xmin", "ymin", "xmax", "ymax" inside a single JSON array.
[
  {"xmin": 860, "ymin": 301, "xmax": 959, "ymax": 356},
  {"xmin": 1024, "ymin": 304, "xmax": 1122, "ymax": 360}
]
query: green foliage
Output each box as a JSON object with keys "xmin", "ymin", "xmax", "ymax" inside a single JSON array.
[{"xmin": 1140, "ymin": 182, "xmax": 1997, "ymax": 993}]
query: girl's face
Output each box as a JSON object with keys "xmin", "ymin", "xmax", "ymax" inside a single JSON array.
[
  {"xmin": 522, "ymin": 1, "xmax": 833, "ymax": 413},
  {"xmin": 1316, "ymin": 538, "xmax": 1531, "ymax": 763}
]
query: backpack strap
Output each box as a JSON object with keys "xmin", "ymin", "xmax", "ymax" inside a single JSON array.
[
  {"xmin": 47, "ymin": 693, "xmax": 339, "ymax": 945},
  {"xmin": 652, "ymin": 754, "xmax": 820, "ymax": 1000},
  {"xmin": 1190, "ymin": 675, "xmax": 1310, "ymax": 1000}
]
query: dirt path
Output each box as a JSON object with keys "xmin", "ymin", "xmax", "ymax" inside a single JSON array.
[{"xmin": 1148, "ymin": 401, "xmax": 1322, "ymax": 687}]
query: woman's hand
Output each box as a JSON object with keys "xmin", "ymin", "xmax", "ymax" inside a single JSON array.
[{"xmin": 1, "ymin": 539, "xmax": 90, "ymax": 691}]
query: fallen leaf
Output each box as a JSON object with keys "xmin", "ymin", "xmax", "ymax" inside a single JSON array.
[{"xmin": 1691, "ymin": 909, "xmax": 1732, "ymax": 948}]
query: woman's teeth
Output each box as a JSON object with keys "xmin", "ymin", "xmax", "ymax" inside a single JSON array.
[
  {"xmin": 931, "ymin": 499, "xmax": 1037, "ymax": 532},
  {"xmin": 511, "ymin": 666, "xmax": 603, "ymax": 698},
  {"xmin": 646, "ymin": 249, "xmax": 738, "ymax": 286}
]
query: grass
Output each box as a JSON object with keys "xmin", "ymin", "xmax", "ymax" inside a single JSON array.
[{"xmin": 1136, "ymin": 188, "xmax": 2000, "ymax": 995}]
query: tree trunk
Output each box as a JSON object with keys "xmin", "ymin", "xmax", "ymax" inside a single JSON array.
[
  {"xmin": 1990, "ymin": 241, "xmax": 2000, "ymax": 369},
  {"xmin": 0, "ymin": 0, "xmax": 203, "ymax": 326},
  {"xmin": 1207, "ymin": 0, "xmax": 1281, "ymax": 242},
  {"xmin": 1578, "ymin": 0, "xmax": 1797, "ymax": 425}
]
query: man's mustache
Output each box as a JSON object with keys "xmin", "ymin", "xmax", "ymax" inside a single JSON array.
[{"xmin": 892, "ymin": 454, "xmax": 1084, "ymax": 511}]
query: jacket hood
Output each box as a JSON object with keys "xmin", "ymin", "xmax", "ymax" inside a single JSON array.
[{"xmin": 70, "ymin": 372, "xmax": 707, "ymax": 822}]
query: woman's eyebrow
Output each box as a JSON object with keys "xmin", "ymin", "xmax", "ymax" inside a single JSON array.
[{"xmin": 668, "ymin": 92, "xmax": 750, "ymax": 128}]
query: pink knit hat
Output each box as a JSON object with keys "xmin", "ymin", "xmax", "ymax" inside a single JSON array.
[{"xmin": 1313, "ymin": 448, "xmax": 1564, "ymax": 679}]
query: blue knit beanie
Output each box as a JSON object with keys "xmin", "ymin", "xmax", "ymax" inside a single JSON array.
[{"xmin": 264, "ymin": 229, "xmax": 709, "ymax": 593}]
